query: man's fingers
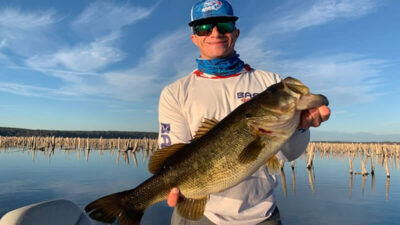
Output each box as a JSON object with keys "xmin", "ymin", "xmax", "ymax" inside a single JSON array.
[
  {"xmin": 299, "ymin": 106, "xmax": 330, "ymax": 129},
  {"xmin": 299, "ymin": 108, "xmax": 315, "ymax": 129},
  {"xmin": 312, "ymin": 113, "xmax": 321, "ymax": 127},
  {"xmin": 318, "ymin": 105, "xmax": 331, "ymax": 122},
  {"xmin": 167, "ymin": 187, "xmax": 180, "ymax": 207}
]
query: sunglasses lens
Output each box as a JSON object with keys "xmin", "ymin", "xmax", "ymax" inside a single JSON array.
[
  {"xmin": 193, "ymin": 22, "xmax": 235, "ymax": 36},
  {"xmin": 216, "ymin": 22, "xmax": 235, "ymax": 33},
  {"xmin": 194, "ymin": 24, "xmax": 213, "ymax": 36}
]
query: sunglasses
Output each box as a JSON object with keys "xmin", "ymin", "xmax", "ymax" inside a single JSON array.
[{"xmin": 193, "ymin": 21, "xmax": 236, "ymax": 36}]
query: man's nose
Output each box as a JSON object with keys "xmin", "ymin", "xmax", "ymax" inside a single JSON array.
[{"xmin": 209, "ymin": 26, "xmax": 223, "ymax": 37}]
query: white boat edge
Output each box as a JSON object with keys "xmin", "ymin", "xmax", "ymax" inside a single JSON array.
[{"xmin": 0, "ymin": 199, "xmax": 93, "ymax": 225}]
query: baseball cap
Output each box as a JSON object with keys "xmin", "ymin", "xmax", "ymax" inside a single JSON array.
[{"xmin": 189, "ymin": 0, "xmax": 238, "ymax": 26}]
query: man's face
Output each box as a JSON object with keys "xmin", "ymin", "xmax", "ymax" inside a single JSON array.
[{"xmin": 191, "ymin": 22, "xmax": 240, "ymax": 60}]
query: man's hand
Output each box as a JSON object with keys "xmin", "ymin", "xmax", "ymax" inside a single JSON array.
[
  {"xmin": 298, "ymin": 105, "xmax": 330, "ymax": 129},
  {"xmin": 167, "ymin": 187, "xmax": 180, "ymax": 207}
]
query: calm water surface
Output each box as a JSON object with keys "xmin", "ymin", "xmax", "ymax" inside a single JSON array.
[{"xmin": 0, "ymin": 148, "xmax": 399, "ymax": 225}]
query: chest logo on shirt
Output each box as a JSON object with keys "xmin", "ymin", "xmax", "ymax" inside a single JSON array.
[{"xmin": 237, "ymin": 92, "xmax": 258, "ymax": 103}]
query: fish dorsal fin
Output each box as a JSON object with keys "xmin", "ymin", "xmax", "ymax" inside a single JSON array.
[
  {"xmin": 177, "ymin": 197, "xmax": 208, "ymax": 220},
  {"xmin": 193, "ymin": 118, "xmax": 219, "ymax": 139},
  {"xmin": 148, "ymin": 143, "xmax": 186, "ymax": 174}
]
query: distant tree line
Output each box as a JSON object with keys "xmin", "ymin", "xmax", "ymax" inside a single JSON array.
[{"xmin": 0, "ymin": 127, "xmax": 158, "ymax": 139}]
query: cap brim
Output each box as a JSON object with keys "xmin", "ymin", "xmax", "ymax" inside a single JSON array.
[{"xmin": 189, "ymin": 16, "xmax": 238, "ymax": 26}]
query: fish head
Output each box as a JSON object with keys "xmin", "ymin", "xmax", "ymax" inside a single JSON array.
[{"xmin": 246, "ymin": 77, "xmax": 329, "ymax": 137}]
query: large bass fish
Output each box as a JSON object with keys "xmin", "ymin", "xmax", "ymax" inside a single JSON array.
[{"xmin": 85, "ymin": 77, "xmax": 329, "ymax": 225}]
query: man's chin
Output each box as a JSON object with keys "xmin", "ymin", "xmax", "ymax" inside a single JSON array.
[{"xmin": 209, "ymin": 51, "xmax": 233, "ymax": 59}]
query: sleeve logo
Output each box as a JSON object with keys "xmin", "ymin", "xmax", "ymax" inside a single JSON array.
[{"xmin": 160, "ymin": 123, "xmax": 171, "ymax": 148}]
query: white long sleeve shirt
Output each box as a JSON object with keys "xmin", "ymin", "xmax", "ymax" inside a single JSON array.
[{"xmin": 158, "ymin": 66, "xmax": 310, "ymax": 225}]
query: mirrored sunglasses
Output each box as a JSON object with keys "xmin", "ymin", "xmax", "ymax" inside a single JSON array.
[{"xmin": 193, "ymin": 22, "xmax": 235, "ymax": 36}]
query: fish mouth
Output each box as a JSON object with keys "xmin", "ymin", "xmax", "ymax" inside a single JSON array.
[
  {"xmin": 282, "ymin": 77, "xmax": 329, "ymax": 110},
  {"xmin": 296, "ymin": 94, "xmax": 329, "ymax": 110}
]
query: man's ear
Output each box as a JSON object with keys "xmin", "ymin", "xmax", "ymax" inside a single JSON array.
[
  {"xmin": 235, "ymin": 29, "xmax": 240, "ymax": 39},
  {"xmin": 191, "ymin": 34, "xmax": 200, "ymax": 47}
]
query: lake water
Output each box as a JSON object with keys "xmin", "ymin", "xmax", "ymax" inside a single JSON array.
[{"xmin": 0, "ymin": 147, "xmax": 399, "ymax": 225}]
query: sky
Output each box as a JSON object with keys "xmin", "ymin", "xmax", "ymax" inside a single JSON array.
[{"xmin": 0, "ymin": 0, "xmax": 399, "ymax": 142}]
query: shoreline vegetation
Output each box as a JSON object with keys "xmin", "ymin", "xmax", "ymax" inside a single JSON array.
[
  {"xmin": 0, "ymin": 136, "xmax": 158, "ymax": 153},
  {"xmin": 1, "ymin": 126, "xmax": 398, "ymax": 144},
  {"xmin": 0, "ymin": 126, "xmax": 157, "ymax": 139},
  {"xmin": 0, "ymin": 136, "xmax": 398, "ymax": 179}
]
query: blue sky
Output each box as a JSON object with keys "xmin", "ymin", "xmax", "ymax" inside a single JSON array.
[{"xmin": 0, "ymin": 0, "xmax": 399, "ymax": 141}]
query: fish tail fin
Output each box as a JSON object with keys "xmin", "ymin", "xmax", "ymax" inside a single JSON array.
[
  {"xmin": 265, "ymin": 155, "xmax": 281, "ymax": 174},
  {"xmin": 85, "ymin": 190, "xmax": 144, "ymax": 225}
]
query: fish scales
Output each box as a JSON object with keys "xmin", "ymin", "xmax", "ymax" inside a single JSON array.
[
  {"xmin": 85, "ymin": 77, "xmax": 329, "ymax": 225},
  {"xmin": 163, "ymin": 116, "xmax": 254, "ymax": 196}
]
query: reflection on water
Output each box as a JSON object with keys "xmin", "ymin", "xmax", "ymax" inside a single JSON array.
[
  {"xmin": 274, "ymin": 142, "xmax": 400, "ymax": 225},
  {"xmin": 307, "ymin": 167, "xmax": 315, "ymax": 194},
  {"xmin": 276, "ymin": 142, "xmax": 399, "ymax": 201},
  {"xmin": 0, "ymin": 140, "xmax": 400, "ymax": 225},
  {"xmin": 0, "ymin": 144, "xmax": 165, "ymax": 225}
]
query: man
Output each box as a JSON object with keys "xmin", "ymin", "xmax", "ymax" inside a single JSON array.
[{"xmin": 158, "ymin": 0, "xmax": 330, "ymax": 225}]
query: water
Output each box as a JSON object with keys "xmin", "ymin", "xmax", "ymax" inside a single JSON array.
[
  {"xmin": 0, "ymin": 148, "xmax": 399, "ymax": 225},
  {"xmin": 275, "ymin": 157, "xmax": 399, "ymax": 225}
]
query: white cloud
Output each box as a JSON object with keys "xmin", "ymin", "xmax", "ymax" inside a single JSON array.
[
  {"xmin": 0, "ymin": 39, "xmax": 6, "ymax": 48},
  {"xmin": 71, "ymin": 1, "xmax": 157, "ymax": 37},
  {"xmin": 0, "ymin": 2, "xmax": 153, "ymax": 103},
  {"xmin": 16, "ymin": 2, "xmax": 164, "ymax": 102},
  {"xmin": 273, "ymin": 0, "xmax": 380, "ymax": 33},
  {"xmin": 0, "ymin": 82, "xmax": 58, "ymax": 97},
  {"xmin": 239, "ymin": 53, "xmax": 387, "ymax": 108},
  {"xmin": 19, "ymin": 28, "xmax": 195, "ymax": 102},
  {"xmin": 0, "ymin": 7, "xmax": 59, "ymax": 29},
  {"xmin": 101, "ymin": 29, "xmax": 196, "ymax": 101},
  {"xmin": 268, "ymin": 54, "xmax": 386, "ymax": 105},
  {"xmin": 0, "ymin": 0, "xmax": 386, "ymax": 107},
  {"xmin": 239, "ymin": 0, "xmax": 382, "ymax": 60},
  {"xmin": 26, "ymin": 33, "xmax": 125, "ymax": 74},
  {"xmin": 0, "ymin": 8, "xmax": 61, "ymax": 57},
  {"xmin": 236, "ymin": 0, "xmax": 385, "ymax": 108}
]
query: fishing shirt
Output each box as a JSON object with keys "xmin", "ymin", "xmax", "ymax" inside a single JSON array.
[{"xmin": 158, "ymin": 65, "xmax": 310, "ymax": 225}]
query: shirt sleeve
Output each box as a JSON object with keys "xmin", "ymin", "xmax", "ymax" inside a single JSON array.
[
  {"xmin": 276, "ymin": 129, "xmax": 310, "ymax": 161},
  {"xmin": 157, "ymin": 86, "xmax": 192, "ymax": 148}
]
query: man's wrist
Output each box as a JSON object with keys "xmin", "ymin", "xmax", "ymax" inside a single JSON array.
[{"xmin": 298, "ymin": 128, "xmax": 308, "ymax": 133}]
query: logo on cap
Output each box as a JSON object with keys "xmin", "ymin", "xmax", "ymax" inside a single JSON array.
[{"xmin": 202, "ymin": 0, "xmax": 223, "ymax": 12}]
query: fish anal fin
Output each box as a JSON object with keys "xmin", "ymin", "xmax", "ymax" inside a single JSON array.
[
  {"xmin": 193, "ymin": 118, "xmax": 219, "ymax": 139},
  {"xmin": 148, "ymin": 143, "xmax": 187, "ymax": 174},
  {"xmin": 177, "ymin": 197, "xmax": 208, "ymax": 221},
  {"xmin": 238, "ymin": 136, "xmax": 265, "ymax": 164}
]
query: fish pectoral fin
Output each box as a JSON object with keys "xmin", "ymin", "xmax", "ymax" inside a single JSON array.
[
  {"xmin": 265, "ymin": 155, "xmax": 281, "ymax": 174},
  {"xmin": 193, "ymin": 117, "xmax": 219, "ymax": 139},
  {"xmin": 177, "ymin": 197, "xmax": 208, "ymax": 221},
  {"xmin": 148, "ymin": 143, "xmax": 187, "ymax": 174},
  {"xmin": 238, "ymin": 136, "xmax": 265, "ymax": 164}
]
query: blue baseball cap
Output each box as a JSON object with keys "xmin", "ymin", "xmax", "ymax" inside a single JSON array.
[{"xmin": 189, "ymin": 0, "xmax": 238, "ymax": 26}]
